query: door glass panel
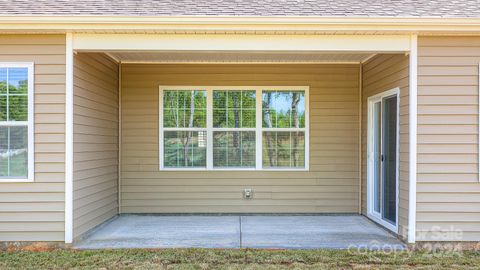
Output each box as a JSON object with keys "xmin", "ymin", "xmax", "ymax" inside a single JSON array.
[
  {"xmin": 372, "ymin": 101, "xmax": 381, "ymax": 214},
  {"xmin": 382, "ymin": 95, "xmax": 397, "ymax": 224}
]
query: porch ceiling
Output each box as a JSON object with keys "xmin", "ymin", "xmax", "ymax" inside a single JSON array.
[{"xmin": 106, "ymin": 51, "xmax": 375, "ymax": 64}]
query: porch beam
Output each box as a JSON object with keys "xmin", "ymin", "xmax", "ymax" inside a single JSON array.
[{"xmin": 72, "ymin": 34, "xmax": 411, "ymax": 52}]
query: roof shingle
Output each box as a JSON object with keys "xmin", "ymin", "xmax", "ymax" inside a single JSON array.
[{"xmin": 0, "ymin": 0, "xmax": 479, "ymax": 18}]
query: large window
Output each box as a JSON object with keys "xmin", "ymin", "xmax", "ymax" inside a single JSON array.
[
  {"xmin": 0, "ymin": 63, "xmax": 34, "ymax": 182},
  {"xmin": 159, "ymin": 86, "xmax": 309, "ymax": 170},
  {"xmin": 262, "ymin": 90, "xmax": 306, "ymax": 168}
]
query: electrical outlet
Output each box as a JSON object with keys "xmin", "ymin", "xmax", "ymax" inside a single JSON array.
[{"xmin": 244, "ymin": 188, "xmax": 253, "ymax": 199}]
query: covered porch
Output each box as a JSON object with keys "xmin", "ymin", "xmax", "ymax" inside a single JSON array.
[{"xmin": 68, "ymin": 33, "xmax": 416, "ymax": 246}]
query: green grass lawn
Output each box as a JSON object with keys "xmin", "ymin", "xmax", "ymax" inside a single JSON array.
[{"xmin": 0, "ymin": 249, "xmax": 479, "ymax": 269}]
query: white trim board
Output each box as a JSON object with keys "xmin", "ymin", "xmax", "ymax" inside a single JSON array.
[
  {"xmin": 72, "ymin": 34, "xmax": 411, "ymax": 52},
  {"xmin": 408, "ymin": 35, "xmax": 418, "ymax": 244},
  {"xmin": 2, "ymin": 16, "xmax": 480, "ymax": 34},
  {"xmin": 358, "ymin": 64, "xmax": 363, "ymax": 214},
  {"xmin": 64, "ymin": 33, "xmax": 74, "ymax": 244},
  {"xmin": 112, "ymin": 61, "xmax": 364, "ymax": 65},
  {"xmin": 118, "ymin": 62, "xmax": 122, "ymax": 214},
  {"xmin": 0, "ymin": 62, "xmax": 35, "ymax": 183}
]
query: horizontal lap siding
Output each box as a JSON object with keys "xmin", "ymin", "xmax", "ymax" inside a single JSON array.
[
  {"xmin": 361, "ymin": 54, "xmax": 409, "ymax": 240},
  {"xmin": 121, "ymin": 64, "xmax": 360, "ymax": 213},
  {"xmin": 417, "ymin": 36, "xmax": 480, "ymax": 241},
  {"xmin": 73, "ymin": 53, "xmax": 118, "ymax": 239},
  {"xmin": 0, "ymin": 35, "xmax": 65, "ymax": 241}
]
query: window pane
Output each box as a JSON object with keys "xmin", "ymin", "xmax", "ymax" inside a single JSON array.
[
  {"xmin": 163, "ymin": 131, "xmax": 206, "ymax": 168},
  {"xmin": 262, "ymin": 131, "xmax": 305, "ymax": 168},
  {"xmin": 0, "ymin": 126, "xmax": 7, "ymax": 176},
  {"xmin": 213, "ymin": 131, "xmax": 255, "ymax": 168},
  {"xmin": 240, "ymin": 91, "xmax": 256, "ymax": 128},
  {"xmin": 0, "ymin": 68, "xmax": 6, "ymax": 94},
  {"xmin": 0, "ymin": 95, "xmax": 6, "ymax": 121},
  {"xmin": 213, "ymin": 90, "xmax": 255, "ymax": 128},
  {"xmin": 163, "ymin": 90, "xmax": 206, "ymax": 128},
  {"xmin": 8, "ymin": 68, "xmax": 28, "ymax": 94},
  {"xmin": 262, "ymin": 91, "xmax": 305, "ymax": 128},
  {"xmin": 8, "ymin": 95, "xmax": 28, "ymax": 121},
  {"xmin": 9, "ymin": 126, "xmax": 28, "ymax": 177},
  {"xmin": 0, "ymin": 126, "xmax": 28, "ymax": 177},
  {"xmin": 242, "ymin": 109, "xmax": 255, "ymax": 128}
]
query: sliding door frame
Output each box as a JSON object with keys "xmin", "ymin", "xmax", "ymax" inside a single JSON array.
[{"xmin": 366, "ymin": 87, "xmax": 400, "ymax": 233}]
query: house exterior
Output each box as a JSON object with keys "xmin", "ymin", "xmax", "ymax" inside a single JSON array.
[{"xmin": 0, "ymin": 0, "xmax": 479, "ymax": 246}]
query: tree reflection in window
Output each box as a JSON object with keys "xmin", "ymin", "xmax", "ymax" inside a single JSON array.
[{"xmin": 262, "ymin": 91, "xmax": 305, "ymax": 168}]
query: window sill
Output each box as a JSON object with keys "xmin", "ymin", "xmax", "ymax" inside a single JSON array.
[
  {"xmin": 159, "ymin": 167, "xmax": 309, "ymax": 172},
  {"xmin": 0, "ymin": 178, "xmax": 34, "ymax": 183}
]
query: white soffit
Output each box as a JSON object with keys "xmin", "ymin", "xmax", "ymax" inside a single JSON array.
[{"xmin": 106, "ymin": 51, "xmax": 375, "ymax": 63}]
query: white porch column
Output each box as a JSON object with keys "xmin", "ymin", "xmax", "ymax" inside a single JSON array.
[
  {"xmin": 65, "ymin": 33, "xmax": 74, "ymax": 244},
  {"xmin": 408, "ymin": 35, "xmax": 418, "ymax": 244}
]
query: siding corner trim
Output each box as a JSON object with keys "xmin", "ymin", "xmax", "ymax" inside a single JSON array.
[
  {"xmin": 408, "ymin": 35, "xmax": 418, "ymax": 244},
  {"xmin": 478, "ymin": 63, "xmax": 480, "ymax": 183}
]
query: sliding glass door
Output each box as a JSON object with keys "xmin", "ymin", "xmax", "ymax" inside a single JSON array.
[{"xmin": 368, "ymin": 89, "xmax": 399, "ymax": 232}]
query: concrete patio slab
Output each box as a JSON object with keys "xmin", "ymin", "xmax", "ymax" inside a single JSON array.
[
  {"xmin": 74, "ymin": 215, "xmax": 405, "ymax": 250},
  {"xmin": 74, "ymin": 215, "xmax": 241, "ymax": 249},
  {"xmin": 241, "ymin": 215, "xmax": 405, "ymax": 249}
]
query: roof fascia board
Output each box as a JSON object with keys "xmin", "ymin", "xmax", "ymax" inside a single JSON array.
[{"xmin": 1, "ymin": 16, "xmax": 480, "ymax": 33}]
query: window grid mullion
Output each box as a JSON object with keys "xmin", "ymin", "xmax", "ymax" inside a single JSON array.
[
  {"xmin": 240, "ymin": 92, "xmax": 243, "ymax": 130},
  {"xmin": 240, "ymin": 132, "xmax": 243, "ymax": 167},
  {"xmin": 7, "ymin": 126, "xmax": 10, "ymax": 176},
  {"xmin": 227, "ymin": 91, "xmax": 230, "ymax": 127},
  {"xmin": 2, "ymin": 93, "xmax": 26, "ymax": 96},
  {"xmin": 175, "ymin": 92, "xmax": 179, "ymax": 128},
  {"xmin": 182, "ymin": 93, "xmax": 186, "ymax": 128},
  {"xmin": 6, "ymin": 68, "xmax": 9, "ymax": 122},
  {"xmin": 262, "ymin": 128, "xmax": 305, "ymax": 132},
  {"xmin": 206, "ymin": 88, "xmax": 213, "ymax": 170},
  {"xmin": 211, "ymin": 128, "xmax": 255, "ymax": 131},
  {"xmin": 163, "ymin": 127, "xmax": 206, "ymax": 131},
  {"xmin": 289, "ymin": 131, "xmax": 292, "ymax": 167},
  {"xmin": 255, "ymin": 88, "xmax": 262, "ymax": 170},
  {"xmin": 0, "ymin": 121, "xmax": 29, "ymax": 126}
]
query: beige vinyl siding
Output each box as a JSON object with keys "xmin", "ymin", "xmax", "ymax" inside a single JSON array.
[
  {"xmin": 121, "ymin": 64, "xmax": 360, "ymax": 213},
  {"xmin": 417, "ymin": 36, "xmax": 480, "ymax": 241},
  {"xmin": 73, "ymin": 53, "xmax": 119, "ymax": 239},
  {"xmin": 0, "ymin": 35, "xmax": 65, "ymax": 241},
  {"xmin": 361, "ymin": 54, "xmax": 409, "ymax": 240}
]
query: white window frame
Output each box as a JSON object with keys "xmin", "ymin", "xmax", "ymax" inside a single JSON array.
[
  {"xmin": 0, "ymin": 62, "xmax": 34, "ymax": 182},
  {"xmin": 159, "ymin": 86, "xmax": 309, "ymax": 171}
]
